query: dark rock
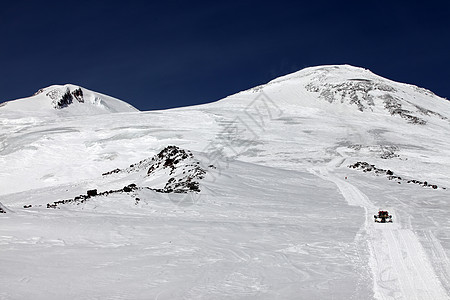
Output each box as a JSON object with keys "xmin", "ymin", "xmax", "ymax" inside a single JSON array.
[
  {"xmin": 102, "ymin": 168, "xmax": 121, "ymax": 176},
  {"xmin": 71, "ymin": 88, "xmax": 84, "ymax": 102},
  {"xmin": 123, "ymin": 184, "xmax": 137, "ymax": 193},
  {"xmin": 55, "ymin": 90, "xmax": 73, "ymax": 109},
  {"xmin": 87, "ymin": 189, "xmax": 97, "ymax": 197},
  {"xmin": 348, "ymin": 161, "xmax": 443, "ymax": 190}
]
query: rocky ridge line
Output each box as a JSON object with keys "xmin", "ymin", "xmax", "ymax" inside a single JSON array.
[{"xmin": 348, "ymin": 161, "xmax": 445, "ymax": 189}]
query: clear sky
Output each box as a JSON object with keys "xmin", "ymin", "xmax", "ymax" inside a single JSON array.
[{"xmin": 1, "ymin": 0, "xmax": 449, "ymax": 110}]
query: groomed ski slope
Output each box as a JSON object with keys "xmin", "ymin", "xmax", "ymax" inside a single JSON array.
[{"xmin": 311, "ymin": 149, "xmax": 449, "ymax": 300}]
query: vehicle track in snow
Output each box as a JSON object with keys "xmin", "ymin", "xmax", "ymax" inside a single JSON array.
[{"xmin": 310, "ymin": 154, "xmax": 449, "ymax": 300}]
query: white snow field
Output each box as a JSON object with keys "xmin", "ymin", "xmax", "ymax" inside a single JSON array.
[{"xmin": 1, "ymin": 65, "xmax": 449, "ymax": 299}]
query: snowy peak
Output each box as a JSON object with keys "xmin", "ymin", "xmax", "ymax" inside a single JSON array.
[
  {"xmin": 301, "ymin": 65, "xmax": 447, "ymax": 124},
  {"xmin": 229, "ymin": 65, "xmax": 449, "ymax": 125},
  {"xmin": 270, "ymin": 65, "xmax": 380, "ymax": 84},
  {"xmin": 34, "ymin": 85, "xmax": 86, "ymax": 109},
  {"xmin": 1, "ymin": 84, "xmax": 138, "ymax": 116}
]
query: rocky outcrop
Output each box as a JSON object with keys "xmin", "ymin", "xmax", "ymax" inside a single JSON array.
[
  {"xmin": 306, "ymin": 79, "xmax": 395, "ymax": 112},
  {"xmin": 47, "ymin": 184, "xmax": 138, "ymax": 209},
  {"xmin": 381, "ymin": 94, "xmax": 426, "ymax": 125},
  {"xmin": 71, "ymin": 88, "xmax": 84, "ymax": 103},
  {"xmin": 45, "ymin": 86, "xmax": 85, "ymax": 109},
  {"xmin": 48, "ymin": 146, "xmax": 208, "ymax": 209},
  {"xmin": 347, "ymin": 144, "xmax": 400, "ymax": 160},
  {"xmin": 103, "ymin": 145, "xmax": 206, "ymax": 193},
  {"xmin": 304, "ymin": 69, "xmax": 442, "ymax": 125},
  {"xmin": 348, "ymin": 161, "xmax": 444, "ymax": 189},
  {"xmin": 146, "ymin": 146, "xmax": 206, "ymax": 193}
]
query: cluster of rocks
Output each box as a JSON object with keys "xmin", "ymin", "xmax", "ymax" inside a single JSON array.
[
  {"xmin": 348, "ymin": 161, "xmax": 444, "ymax": 189},
  {"xmin": 103, "ymin": 146, "xmax": 196, "ymax": 176},
  {"xmin": 379, "ymin": 145, "xmax": 400, "ymax": 159},
  {"xmin": 148, "ymin": 146, "xmax": 193, "ymax": 175},
  {"xmin": 349, "ymin": 162, "xmax": 391, "ymax": 175},
  {"xmin": 348, "ymin": 144, "xmax": 400, "ymax": 160},
  {"xmin": 71, "ymin": 88, "xmax": 84, "ymax": 102},
  {"xmin": 102, "ymin": 168, "xmax": 121, "ymax": 176},
  {"xmin": 306, "ymin": 79, "xmax": 395, "ymax": 112},
  {"xmin": 414, "ymin": 104, "xmax": 447, "ymax": 120},
  {"xmin": 46, "ymin": 185, "xmax": 138, "ymax": 209},
  {"xmin": 0, "ymin": 207, "xmax": 5, "ymax": 214},
  {"xmin": 45, "ymin": 87, "xmax": 84, "ymax": 109},
  {"xmin": 147, "ymin": 146, "xmax": 206, "ymax": 193},
  {"xmin": 103, "ymin": 145, "xmax": 207, "ymax": 193},
  {"xmin": 153, "ymin": 175, "xmax": 202, "ymax": 194},
  {"xmin": 381, "ymin": 94, "xmax": 426, "ymax": 125},
  {"xmin": 305, "ymin": 77, "xmax": 446, "ymax": 125},
  {"xmin": 46, "ymin": 146, "xmax": 209, "ymax": 209}
]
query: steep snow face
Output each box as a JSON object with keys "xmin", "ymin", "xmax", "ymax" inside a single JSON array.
[
  {"xmin": 1, "ymin": 65, "xmax": 450, "ymax": 299},
  {"xmin": 0, "ymin": 84, "xmax": 138, "ymax": 117}
]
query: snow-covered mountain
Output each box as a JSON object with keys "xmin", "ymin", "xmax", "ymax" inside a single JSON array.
[
  {"xmin": 1, "ymin": 65, "xmax": 449, "ymax": 299},
  {"xmin": 213, "ymin": 64, "xmax": 449, "ymax": 124},
  {"xmin": 0, "ymin": 84, "xmax": 138, "ymax": 117}
]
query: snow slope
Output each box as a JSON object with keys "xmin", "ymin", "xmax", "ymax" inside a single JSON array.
[{"xmin": 0, "ymin": 65, "xmax": 449, "ymax": 299}]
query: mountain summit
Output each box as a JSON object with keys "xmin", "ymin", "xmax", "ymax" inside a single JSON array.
[
  {"xmin": 0, "ymin": 84, "xmax": 138, "ymax": 116},
  {"xmin": 213, "ymin": 65, "xmax": 449, "ymax": 125}
]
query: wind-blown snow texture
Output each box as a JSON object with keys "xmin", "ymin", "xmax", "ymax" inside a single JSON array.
[{"xmin": 1, "ymin": 65, "xmax": 449, "ymax": 299}]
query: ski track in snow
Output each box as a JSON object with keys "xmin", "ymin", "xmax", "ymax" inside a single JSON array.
[{"xmin": 310, "ymin": 151, "xmax": 449, "ymax": 300}]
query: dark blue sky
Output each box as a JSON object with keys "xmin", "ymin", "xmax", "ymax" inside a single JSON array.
[{"xmin": 1, "ymin": 1, "xmax": 449, "ymax": 110}]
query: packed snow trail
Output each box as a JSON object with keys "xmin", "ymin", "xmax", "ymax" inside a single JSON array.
[{"xmin": 310, "ymin": 156, "xmax": 449, "ymax": 300}]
